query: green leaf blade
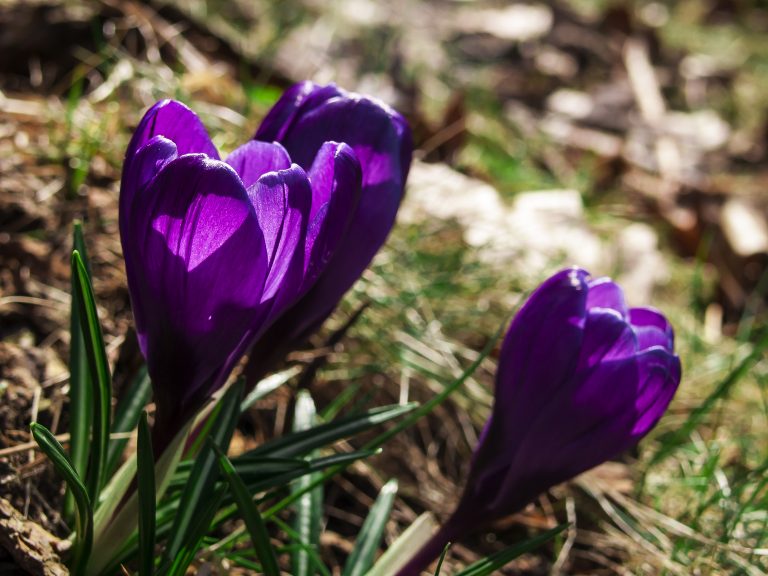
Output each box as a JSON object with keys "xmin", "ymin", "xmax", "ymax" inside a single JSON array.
[
  {"xmin": 31, "ymin": 422, "xmax": 93, "ymax": 575},
  {"xmin": 107, "ymin": 366, "xmax": 152, "ymax": 476},
  {"xmin": 455, "ymin": 523, "xmax": 568, "ymax": 576},
  {"xmin": 245, "ymin": 403, "xmax": 417, "ymax": 460},
  {"xmin": 215, "ymin": 444, "xmax": 281, "ymax": 576},
  {"xmin": 137, "ymin": 411, "xmax": 156, "ymax": 576},
  {"xmin": 67, "ymin": 222, "xmax": 92, "ymax": 522},
  {"xmin": 368, "ymin": 513, "xmax": 437, "ymax": 576},
  {"xmin": 342, "ymin": 479, "xmax": 398, "ymax": 576},
  {"xmin": 161, "ymin": 380, "xmax": 244, "ymax": 572},
  {"xmin": 292, "ymin": 391, "xmax": 323, "ymax": 576},
  {"xmin": 71, "ymin": 249, "xmax": 111, "ymax": 504},
  {"xmin": 244, "ymin": 451, "xmax": 378, "ymax": 496}
]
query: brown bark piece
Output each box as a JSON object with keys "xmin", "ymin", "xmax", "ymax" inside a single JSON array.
[{"xmin": 0, "ymin": 497, "xmax": 67, "ymax": 576}]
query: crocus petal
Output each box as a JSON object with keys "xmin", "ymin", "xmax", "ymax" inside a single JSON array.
[
  {"xmin": 126, "ymin": 99, "xmax": 219, "ymax": 163},
  {"xmin": 226, "ymin": 140, "xmax": 292, "ymax": 190},
  {"xmin": 120, "ymin": 136, "xmax": 178, "ymax": 260},
  {"xmin": 576, "ymin": 308, "xmax": 638, "ymax": 370},
  {"xmin": 495, "ymin": 267, "xmax": 589, "ymax": 418},
  {"xmin": 491, "ymin": 356, "xmax": 639, "ymax": 512},
  {"xmin": 630, "ymin": 307, "xmax": 675, "ymax": 349},
  {"xmin": 562, "ymin": 357, "xmax": 641, "ymax": 443},
  {"xmin": 247, "ymin": 165, "xmax": 311, "ymax": 322},
  {"xmin": 631, "ymin": 348, "xmax": 681, "ymax": 436},
  {"xmin": 305, "ymin": 142, "xmax": 360, "ymax": 222},
  {"xmin": 121, "ymin": 136, "xmax": 179, "ymax": 343},
  {"xmin": 125, "ymin": 154, "xmax": 267, "ymax": 436},
  {"xmin": 633, "ymin": 325, "xmax": 673, "ymax": 351},
  {"xmin": 120, "ymin": 136, "xmax": 178, "ymax": 277},
  {"xmin": 467, "ymin": 268, "xmax": 590, "ymax": 491},
  {"xmin": 122, "ymin": 136, "xmax": 178, "ymax": 204},
  {"xmin": 254, "ymin": 81, "xmax": 344, "ymax": 144},
  {"xmin": 546, "ymin": 357, "xmax": 670, "ymax": 474},
  {"xmin": 586, "ymin": 277, "xmax": 628, "ymax": 318},
  {"xmin": 303, "ymin": 142, "xmax": 362, "ymax": 290},
  {"xmin": 121, "ymin": 101, "xmax": 219, "ymax": 243}
]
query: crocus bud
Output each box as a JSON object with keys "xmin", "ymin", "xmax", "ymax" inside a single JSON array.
[
  {"xmin": 397, "ymin": 267, "xmax": 681, "ymax": 575},
  {"xmin": 244, "ymin": 81, "xmax": 413, "ymax": 383},
  {"xmin": 119, "ymin": 84, "xmax": 411, "ymax": 450}
]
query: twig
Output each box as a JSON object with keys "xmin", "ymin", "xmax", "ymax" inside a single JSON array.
[
  {"xmin": 0, "ymin": 432, "xmax": 134, "ymax": 458},
  {"xmin": 552, "ymin": 496, "xmax": 577, "ymax": 574},
  {"xmin": 623, "ymin": 37, "xmax": 682, "ymax": 184},
  {"xmin": 0, "ymin": 296, "xmax": 67, "ymax": 311}
]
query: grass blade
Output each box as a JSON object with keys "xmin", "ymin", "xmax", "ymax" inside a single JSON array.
[
  {"xmin": 364, "ymin": 321, "xmax": 505, "ymax": 452},
  {"xmin": 109, "ymin": 450, "xmax": 377, "ymax": 571},
  {"xmin": 260, "ymin": 332, "xmax": 500, "ymax": 524},
  {"xmin": 244, "ymin": 451, "xmax": 378, "ymax": 495},
  {"xmin": 67, "ymin": 222, "xmax": 92, "ymax": 522},
  {"xmin": 162, "ymin": 379, "xmax": 244, "ymax": 572},
  {"xmin": 185, "ymin": 394, "xmax": 226, "ymax": 458},
  {"xmin": 368, "ymin": 513, "xmax": 437, "ymax": 576},
  {"xmin": 244, "ymin": 403, "xmax": 417, "ymax": 459},
  {"xmin": 319, "ymin": 381, "xmax": 363, "ymax": 422},
  {"xmin": 342, "ymin": 479, "xmax": 398, "ymax": 576},
  {"xmin": 89, "ymin": 420, "xmax": 192, "ymax": 576},
  {"xmin": 137, "ymin": 411, "xmax": 156, "ymax": 576},
  {"xmin": 166, "ymin": 485, "xmax": 227, "ymax": 576},
  {"xmin": 649, "ymin": 330, "xmax": 768, "ymax": 466},
  {"xmin": 214, "ymin": 443, "xmax": 281, "ymax": 576},
  {"xmin": 107, "ymin": 366, "xmax": 152, "ymax": 476},
  {"xmin": 268, "ymin": 517, "xmax": 330, "ymax": 576},
  {"xmin": 240, "ymin": 366, "xmax": 301, "ymax": 412},
  {"xmin": 292, "ymin": 391, "xmax": 323, "ymax": 576},
  {"xmin": 434, "ymin": 542, "xmax": 450, "ymax": 575},
  {"xmin": 31, "ymin": 422, "xmax": 93, "ymax": 575},
  {"xmin": 172, "ymin": 456, "xmax": 307, "ymax": 485},
  {"xmin": 455, "ymin": 524, "xmax": 567, "ymax": 576},
  {"xmin": 71, "ymin": 249, "xmax": 111, "ymax": 503},
  {"xmin": 172, "ymin": 452, "xmax": 373, "ymax": 494}
]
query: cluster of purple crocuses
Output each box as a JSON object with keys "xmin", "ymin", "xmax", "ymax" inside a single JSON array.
[{"xmin": 120, "ymin": 82, "xmax": 681, "ymax": 572}]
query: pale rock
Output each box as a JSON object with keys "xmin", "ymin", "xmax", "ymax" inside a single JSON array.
[
  {"xmin": 454, "ymin": 4, "xmax": 553, "ymax": 42},
  {"xmin": 616, "ymin": 223, "xmax": 669, "ymax": 305},
  {"xmin": 500, "ymin": 189, "xmax": 606, "ymax": 274},
  {"xmin": 664, "ymin": 109, "xmax": 730, "ymax": 152},
  {"xmin": 721, "ymin": 198, "xmax": 768, "ymax": 257},
  {"xmin": 547, "ymin": 89, "xmax": 594, "ymax": 119},
  {"xmin": 401, "ymin": 161, "xmax": 606, "ymax": 272},
  {"xmin": 401, "ymin": 161, "xmax": 669, "ymax": 299}
]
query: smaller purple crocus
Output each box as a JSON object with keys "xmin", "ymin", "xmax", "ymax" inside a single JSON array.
[
  {"xmin": 120, "ymin": 84, "xmax": 411, "ymax": 452},
  {"xmin": 397, "ymin": 267, "xmax": 681, "ymax": 575}
]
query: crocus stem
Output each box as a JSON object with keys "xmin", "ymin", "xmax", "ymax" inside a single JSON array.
[
  {"xmin": 395, "ymin": 518, "xmax": 466, "ymax": 576},
  {"xmin": 151, "ymin": 409, "xmax": 183, "ymax": 459}
]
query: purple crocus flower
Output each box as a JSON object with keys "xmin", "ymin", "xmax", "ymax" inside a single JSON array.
[
  {"xmin": 397, "ymin": 267, "xmax": 681, "ymax": 575},
  {"xmin": 244, "ymin": 81, "xmax": 412, "ymax": 383},
  {"xmin": 119, "ymin": 83, "xmax": 411, "ymax": 450}
]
